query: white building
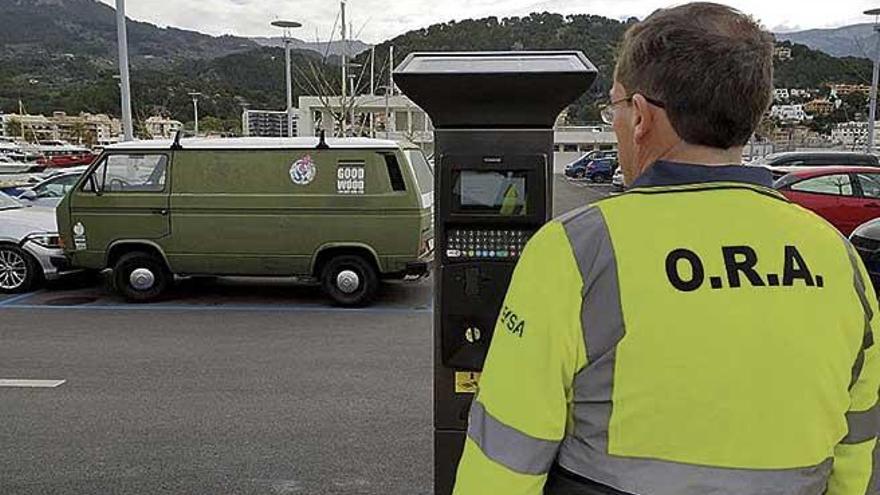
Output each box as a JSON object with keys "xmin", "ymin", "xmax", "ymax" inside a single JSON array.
[
  {"xmin": 553, "ymin": 126, "xmax": 618, "ymax": 173},
  {"xmin": 789, "ymin": 88, "xmax": 813, "ymax": 99},
  {"xmin": 297, "ymin": 94, "xmax": 434, "ymax": 153},
  {"xmin": 831, "ymin": 121, "xmax": 880, "ymax": 147},
  {"xmin": 145, "ymin": 116, "xmax": 183, "ymax": 139},
  {"xmin": 774, "ymin": 46, "xmax": 793, "ymax": 60},
  {"xmin": 770, "ymin": 104, "xmax": 810, "ymax": 122},
  {"xmin": 242, "ymin": 110, "xmax": 295, "ymax": 137},
  {"xmin": 296, "ymin": 93, "xmax": 620, "ymax": 173},
  {"xmin": 773, "ymin": 89, "xmax": 790, "ymax": 101},
  {"xmin": 0, "ymin": 112, "xmax": 121, "ymax": 145}
]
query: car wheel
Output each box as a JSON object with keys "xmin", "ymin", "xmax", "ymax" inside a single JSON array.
[
  {"xmin": 0, "ymin": 245, "xmax": 40, "ymax": 294},
  {"xmin": 321, "ymin": 255, "xmax": 379, "ymax": 307},
  {"xmin": 574, "ymin": 169, "xmax": 585, "ymax": 179},
  {"xmin": 596, "ymin": 172, "xmax": 611, "ymax": 183},
  {"xmin": 113, "ymin": 252, "xmax": 171, "ymax": 303}
]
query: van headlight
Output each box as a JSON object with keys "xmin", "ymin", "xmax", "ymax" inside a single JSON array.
[{"xmin": 25, "ymin": 232, "xmax": 62, "ymax": 249}]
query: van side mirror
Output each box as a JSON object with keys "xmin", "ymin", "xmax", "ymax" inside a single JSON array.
[{"xmin": 19, "ymin": 190, "xmax": 37, "ymax": 201}]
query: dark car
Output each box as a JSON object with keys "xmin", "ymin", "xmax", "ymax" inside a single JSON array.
[
  {"xmin": 774, "ymin": 166, "xmax": 880, "ymax": 236},
  {"xmin": 850, "ymin": 218, "xmax": 880, "ymax": 288},
  {"xmin": 565, "ymin": 158, "xmax": 616, "ymax": 182},
  {"xmin": 751, "ymin": 151, "xmax": 879, "ymax": 180}
]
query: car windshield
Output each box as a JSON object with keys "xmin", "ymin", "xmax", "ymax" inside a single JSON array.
[{"xmin": 0, "ymin": 192, "xmax": 24, "ymax": 210}]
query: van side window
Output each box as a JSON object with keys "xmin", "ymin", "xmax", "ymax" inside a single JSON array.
[
  {"xmin": 382, "ymin": 153, "xmax": 407, "ymax": 192},
  {"xmin": 84, "ymin": 154, "xmax": 168, "ymax": 193}
]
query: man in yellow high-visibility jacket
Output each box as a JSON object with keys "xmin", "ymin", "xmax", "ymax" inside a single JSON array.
[{"xmin": 453, "ymin": 3, "xmax": 880, "ymax": 494}]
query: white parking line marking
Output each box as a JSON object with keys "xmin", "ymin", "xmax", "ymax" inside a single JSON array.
[
  {"xmin": 0, "ymin": 379, "xmax": 66, "ymax": 388},
  {"xmin": 0, "ymin": 291, "xmax": 42, "ymax": 307}
]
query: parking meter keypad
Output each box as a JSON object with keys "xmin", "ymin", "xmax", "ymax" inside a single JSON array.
[{"xmin": 445, "ymin": 229, "xmax": 532, "ymax": 260}]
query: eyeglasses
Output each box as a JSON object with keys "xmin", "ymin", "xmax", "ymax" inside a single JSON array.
[{"xmin": 600, "ymin": 95, "xmax": 666, "ymax": 125}]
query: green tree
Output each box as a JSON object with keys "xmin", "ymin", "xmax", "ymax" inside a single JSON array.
[{"xmin": 199, "ymin": 116, "xmax": 225, "ymax": 134}]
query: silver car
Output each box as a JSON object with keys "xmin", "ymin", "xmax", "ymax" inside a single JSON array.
[
  {"xmin": 16, "ymin": 168, "xmax": 86, "ymax": 208},
  {"xmin": 612, "ymin": 166, "xmax": 624, "ymax": 192},
  {"xmin": 0, "ymin": 193, "xmax": 77, "ymax": 293}
]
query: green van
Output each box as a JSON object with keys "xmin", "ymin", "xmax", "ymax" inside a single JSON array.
[{"xmin": 56, "ymin": 136, "xmax": 434, "ymax": 306}]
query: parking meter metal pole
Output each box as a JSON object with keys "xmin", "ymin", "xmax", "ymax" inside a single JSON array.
[
  {"xmin": 869, "ymin": 21, "xmax": 880, "ymax": 153},
  {"xmin": 394, "ymin": 52, "xmax": 597, "ymax": 495},
  {"xmin": 115, "ymin": 0, "xmax": 133, "ymax": 142}
]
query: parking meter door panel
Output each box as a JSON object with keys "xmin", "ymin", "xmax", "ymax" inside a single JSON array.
[{"xmin": 438, "ymin": 154, "xmax": 546, "ymax": 372}]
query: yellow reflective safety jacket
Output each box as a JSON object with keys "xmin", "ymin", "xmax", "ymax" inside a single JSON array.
[{"xmin": 453, "ymin": 161, "xmax": 880, "ymax": 495}]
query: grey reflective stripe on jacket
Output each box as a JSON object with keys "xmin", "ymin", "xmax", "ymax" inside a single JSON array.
[
  {"xmin": 467, "ymin": 400, "xmax": 560, "ymax": 475},
  {"xmin": 844, "ymin": 406, "xmax": 880, "ymax": 445},
  {"xmin": 843, "ymin": 242, "xmax": 880, "ymax": 494},
  {"xmin": 550, "ymin": 205, "xmax": 834, "ymax": 495},
  {"xmin": 845, "ymin": 242, "xmax": 876, "ymax": 391},
  {"xmin": 557, "ymin": 449, "xmax": 832, "ymax": 495}
]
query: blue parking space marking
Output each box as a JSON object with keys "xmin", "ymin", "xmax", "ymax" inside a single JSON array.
[
  {"xmin": 0, "ymin": 291, "xmax": 42, "ymax": 307},
  {"xmin": 0, "ymin": 301, "xmax": 432, "ymax": 315}
]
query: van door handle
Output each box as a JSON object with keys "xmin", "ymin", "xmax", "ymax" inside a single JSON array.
[{"xmin": 153, "ymin": 209, "xmax": 169, "ymax": 216}]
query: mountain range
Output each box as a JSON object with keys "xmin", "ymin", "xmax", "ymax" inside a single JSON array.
[
  {"xmin": 775, "ymin": 24, "xmax": 879, "ymax": 59},
  {"xmin": 252, "ymin": 37, "xmax": 371, "ymax": 58},
  {"xmin": 0, "ymin": 0, "xmax": 875, "ymax": 129},
  {"xmin": 0, "ymin": 0, "xmax": 369, "ymax": 69}
]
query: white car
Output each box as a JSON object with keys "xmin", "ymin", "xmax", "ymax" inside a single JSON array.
[
  {"xmin": 0, "ymin": 193, "xmax": 78, "ymax": 293},
  {"xmin": 17, "ymin": 168, "xmax": 86, "ymax": 208}
]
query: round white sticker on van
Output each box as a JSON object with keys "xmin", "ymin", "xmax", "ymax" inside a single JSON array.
[
  {"xmin": 73, "ymin": 222, "xmax": 87, "ymax": 251},
  {"xmin": 290, "ymin": 155, "xmax": 317, "ymax": 186}
]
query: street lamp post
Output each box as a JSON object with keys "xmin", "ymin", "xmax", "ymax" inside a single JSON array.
[
  {"xmin": 346, "ymin": 62, "xmax": 363, "ymax": 136},
  {"xmin": 188, "ymin": 92, "xmax": 202, "ymax": 136},
  {"xmin": 271, "ymin": 20, "xmax": 303, "ymax": 138},
  {"xmin": 115, "ymin": 0, "xmax": 133, "ymax": 141},
  {"xmin": 865, "ymin": 8, "xmax": 880, "ymax": 154},
  {"xmin": 377, "ymin": 85, "xmax": 393, "ymax": 140}
]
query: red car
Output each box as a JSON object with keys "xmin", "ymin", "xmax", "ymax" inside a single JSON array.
[{"xmin": 774, "ymin": 166, "xmax": 880, "ymax": 236}]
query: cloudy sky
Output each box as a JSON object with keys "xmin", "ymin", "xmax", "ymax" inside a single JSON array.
[{"xmin": 100, "ymin": 0, "xmax": 880, "ymax": 44}]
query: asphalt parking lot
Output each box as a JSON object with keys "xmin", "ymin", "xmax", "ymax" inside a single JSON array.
[{"xmin": 0, "ymin": 176, "xmax": 611, "ymax": 495}]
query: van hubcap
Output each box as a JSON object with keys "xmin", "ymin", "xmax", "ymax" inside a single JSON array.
[
  {"xmin": 130, "ymin": 268, "xmax": 156, "ymax": 291},
  {"xmin": 0, "ymin": 249, "xmax": 27, "ymax": 290},
  {"xmin": 336, "ymin": 270, "xmax": 361, "ymax": 294}
]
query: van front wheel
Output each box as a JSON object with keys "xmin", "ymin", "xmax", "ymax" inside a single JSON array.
[
  {"xmin": 113, "ymin": 252, "xmax": 171, "ymax": 303},
  {"xmin": 321, "ymin": 255, "xmax": 379, "ymax": 307}
]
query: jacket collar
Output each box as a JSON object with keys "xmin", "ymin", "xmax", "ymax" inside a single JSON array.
[{"xmin": 629, "ymin": 160, "xmax": 774, "ymax": 189}]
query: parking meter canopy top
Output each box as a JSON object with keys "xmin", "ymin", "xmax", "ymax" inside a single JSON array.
[{"xmin": 393, "ymin": 51, "xmax": 598, "ymax": 129}]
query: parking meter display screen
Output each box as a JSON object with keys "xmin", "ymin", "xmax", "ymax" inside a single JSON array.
[{"xmin": 453, "ymin": 170, "xmax": 527, "ymax": 216}]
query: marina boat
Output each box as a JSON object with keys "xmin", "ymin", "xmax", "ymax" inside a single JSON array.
[
  {"xmin": 0, "ymin": 137, "xmax": 43, "ymax": 163},
  {"xmin": 0, "ymin": 155, "xmax": 43, "ymax": 174},
  {"xmin": 35, "ymin": 140, "xmax": 95, "ymax": 168}
]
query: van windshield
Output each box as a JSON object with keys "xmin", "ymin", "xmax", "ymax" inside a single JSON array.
[{"xmin": 406, "ymin": 150, "xmax": 434, "ymax": 194}]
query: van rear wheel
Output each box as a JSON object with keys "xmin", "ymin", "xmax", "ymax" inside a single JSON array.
[
  {"xmin": 320, "ymin": 255, "xmax": 379, "ymax": 307},
  {"xmin": 113, "ymin": 252, "xmax": 171, "ymax": 303}
]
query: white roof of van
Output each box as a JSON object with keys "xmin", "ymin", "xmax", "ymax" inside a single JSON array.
[{"xmin": 106, "ymin": 137, "xmax": 403, "ymax": 151}]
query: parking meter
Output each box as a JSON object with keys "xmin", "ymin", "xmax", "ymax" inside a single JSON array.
[{"xmin": 394, "ymin": 51, "xmax": 597, "ymax": 494}]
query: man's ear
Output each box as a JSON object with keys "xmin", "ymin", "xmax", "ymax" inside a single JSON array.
[{"xmin": 631, "ymin": 93, "xmax": 653, "ymax": 144}]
